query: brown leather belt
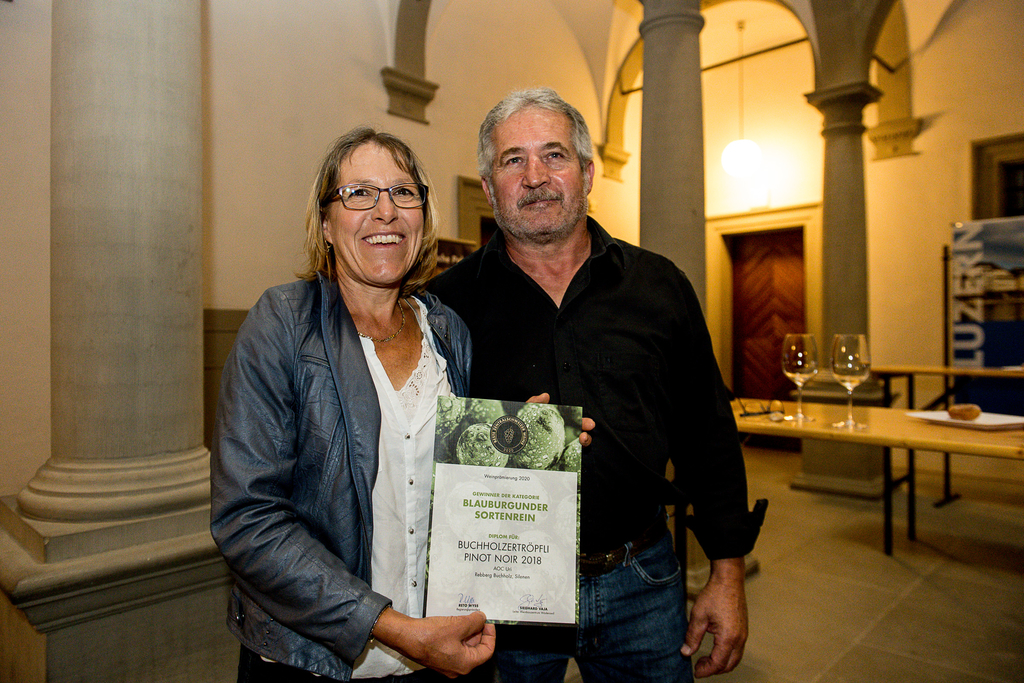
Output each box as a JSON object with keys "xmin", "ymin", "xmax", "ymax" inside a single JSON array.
[{"xmin": 578, "ymin": 515, "xmax": 668, "ymax": 577}]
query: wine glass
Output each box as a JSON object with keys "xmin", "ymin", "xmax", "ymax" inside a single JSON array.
[
  {"xmin": 831, "ymin": 334, "xmax": 871, "ymax": 429},
  {"xmin": 782, "ymin": 334, "xmax": 818, "ymax": 422}
]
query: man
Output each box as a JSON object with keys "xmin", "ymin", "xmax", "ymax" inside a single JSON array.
[{"xmin": 429, "ymin": 88, "xmax": 765, "ymax": 682}]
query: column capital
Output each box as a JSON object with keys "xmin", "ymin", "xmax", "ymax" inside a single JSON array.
[
  {"xmin": 639, "ymin": 0, "xmax": 703, "ymax": 35},
  {"xmin": 805, "ymin": 82, "xmax": 882, "ymax": 137},
  {"xmin": 597, "ymin": 142, "xmax": 630, "ymax": 181},
  {"xmin": 805, "ymin": 81, "xmax": 882, "ymax": 108},
  {"xmin": 381, "ymin": 66, "xmax": 439, "ymax": 124},
  {"xmin": 868, "ymin": 116, "xmax": 923, "ymax": 159}
]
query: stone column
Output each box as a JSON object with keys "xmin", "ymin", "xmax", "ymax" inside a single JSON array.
[
  {"xmin": 793, "ymin": 82, "xmax": 886, "ymax": 499},
  {"xmin": 17, "ymin": 0, "xmax": 210, "ymax": 523},
  {"xmin": 639, "ymin": 0, "xmax": 707, "ymax": 306},
  {"xmin": 805, "ymin": 82, "xmax": 880, "ymax": 339},
  {"xmin": 0, "ymin": 3, "xmax": 234, "ymax": 680},
  {"xmin": 639, "ymin": 0, "xmax": 761, "ymax": 587}
]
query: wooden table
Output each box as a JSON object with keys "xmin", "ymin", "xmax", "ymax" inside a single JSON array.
[
  {"xmin": 733, "ymin": 400, "xmax": 1024, "ymax": 554},
  {"xmin": 873, "ymin": 365, "xmax": 1024, "ymax": 504}
]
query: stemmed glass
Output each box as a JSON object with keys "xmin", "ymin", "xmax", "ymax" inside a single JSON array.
[
  {"xmin": 831, "ymin": 334, "xmax": 871, "ymax": 430},
  {"xmin": 782, "ymin": 334, "xmax": 818, "ymax": 422}
]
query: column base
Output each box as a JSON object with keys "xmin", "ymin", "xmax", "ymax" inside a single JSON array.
[
  {"xmin": 16, "ymin": 447, "xmax": 210, "ymax": 523},
  {"xmin": 792, "ymin": 440, "xmax": 884, "ymax": 499},
  {"xmin": 0, "ymin": 502, "xmax": 235, "ymax": 683}
]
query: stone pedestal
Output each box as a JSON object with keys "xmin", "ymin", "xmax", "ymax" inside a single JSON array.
[
  {"xmin": 790, "ymin": 376, "xmax": 886, "ymax": 498},
  {"xmin": 0, "ymin": 498, "xmax": 235, "ymax": 683},
  {"xmin": 791, "ymin": 442, "xmax": 884, "ymax": 498}
]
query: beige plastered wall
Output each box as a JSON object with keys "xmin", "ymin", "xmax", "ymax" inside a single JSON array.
[
  {"xmin": 0, "ymin": 0, "xmax": 639, "ymax": 495},
  {"xmin": 863, "ymin": 0, "xmax": 1024, "ymax": 482},
  {"xmin": 1, "ymin": 0, "xmax": 52, "ymax": 495},
  {"xmin": 2, "ymin": 0, "xmax": 1021, "ymax": 494},
  {"xmin": 202, "ymin": 0, "xmax": 637, "ymax": 310}
]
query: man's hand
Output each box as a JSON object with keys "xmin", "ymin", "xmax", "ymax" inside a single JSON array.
[
  {"xmin": 372, "ymin": 608, "xmax": 496, "ymax": 678},
  {"xmin": 525, "ymin": 392, "xmax": 595, "ymax": 446},
  {"xmin": 681, "ymin": 557, "xmax": 748, "ymax": 677}
]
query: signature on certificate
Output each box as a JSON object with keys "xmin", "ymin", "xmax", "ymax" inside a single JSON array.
[{"xmin": 519, "ymin": 594, "xmax": 546, "ymax": 609}]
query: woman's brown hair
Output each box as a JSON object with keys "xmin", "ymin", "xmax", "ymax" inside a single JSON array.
[{"xmin": 297, "ymin": 127, "xmax": 438, "ymax": 296}]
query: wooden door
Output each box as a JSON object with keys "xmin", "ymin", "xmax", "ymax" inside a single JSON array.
[{"xmin": 731, "ymin": 228, "xmax": 806, "ymax": 400}]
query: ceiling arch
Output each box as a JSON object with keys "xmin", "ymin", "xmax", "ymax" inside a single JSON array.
[{"xmin": 597, "ymin": 0, "xmax": 920, "ymax": 178}]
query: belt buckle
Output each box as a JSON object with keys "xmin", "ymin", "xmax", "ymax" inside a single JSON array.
[
  {"xmin": 598, "ymin": 551, "xmax": 618, "ymax": 574},
  {"xmin": 582, "ymin": 547, "xmax": 623, "ymax": 575}
]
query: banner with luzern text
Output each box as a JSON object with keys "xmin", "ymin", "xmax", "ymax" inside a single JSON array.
[
  {"xmin": 951, "ymin": 217, "xmax": 1024, "ymax": 415},
  {"xmin": 424, "ymin": 397, "xmax": 582, "ymax": 625}
]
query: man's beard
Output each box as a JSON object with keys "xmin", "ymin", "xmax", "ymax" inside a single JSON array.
[{"xmin": 492, "ymin": 186, "xmax": 588, "ymax": 246}]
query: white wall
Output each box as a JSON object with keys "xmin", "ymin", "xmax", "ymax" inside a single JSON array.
[
  {"xmin": 421, "ymin": 0, "xmax": 638, "ymax": 243},
  {"xmin": 420, "ymin": 0, "xmax": 602, "ymax": 238},
  {"xmin": 203, "ymin": 0, "xmax": 396, "ymax": 309}
]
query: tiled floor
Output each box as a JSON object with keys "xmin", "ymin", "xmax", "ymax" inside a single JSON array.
[{"xmin": 564, "ymin": 445, "xmax": 1024, "ymax": 682}]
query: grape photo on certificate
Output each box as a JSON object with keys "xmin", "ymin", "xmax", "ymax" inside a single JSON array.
[{"xmin": 424, "ymin": 397, "xmax": 582, "ymax": 626}]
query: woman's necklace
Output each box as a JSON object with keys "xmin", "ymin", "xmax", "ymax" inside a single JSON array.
[{"xmin": 358, "ymin": 299, "xmax": 406, "ymax": 343}]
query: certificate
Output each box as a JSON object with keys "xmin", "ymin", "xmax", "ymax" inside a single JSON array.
[{"xmin": 425, "ymin": 397, "xmax": 582, "ymax": 625}]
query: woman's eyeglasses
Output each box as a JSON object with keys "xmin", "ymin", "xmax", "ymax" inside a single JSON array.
[{"xmin": 321, "ymin": 183, "xmax": 428, "ymax": 210}]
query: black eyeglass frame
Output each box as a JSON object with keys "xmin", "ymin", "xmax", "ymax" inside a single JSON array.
[
  {"xmin": 320, "ymin": 183, "xmax": 429, "ymax": 210},
  {"xmin": 736, "ymin": 397, "xmax": 785, "ymax": 418}
]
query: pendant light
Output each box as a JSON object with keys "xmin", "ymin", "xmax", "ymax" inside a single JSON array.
[{"xmin": 721, "ymin": 20, "xmax": 762, "ymax": 178}]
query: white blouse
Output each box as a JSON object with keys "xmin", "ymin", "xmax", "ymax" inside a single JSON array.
[{"xmin": 352, "ymin": 298, "xmax": 453, "ymax": 679}]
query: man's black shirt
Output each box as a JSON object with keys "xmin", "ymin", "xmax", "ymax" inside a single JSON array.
[{"xmin": 429, "ymin": 218, "xmax": 758, "ymax": 558}]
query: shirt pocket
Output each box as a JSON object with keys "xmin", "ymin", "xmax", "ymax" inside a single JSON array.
[
  {"xmin": 293, "ymin": 355, "xmax": 344, "ymax": 506},
  {"xmin": 596, "ymin": 352, "xmax": 666, "ymax": 433},
  {"xmin": 296, "ymin": 354, "xmax": 342, "ymax": 421}
]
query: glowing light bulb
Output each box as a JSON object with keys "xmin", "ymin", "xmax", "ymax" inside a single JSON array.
[{"xmin": 721, "ymin": 139, "xmax": 762, "ymax": 178}]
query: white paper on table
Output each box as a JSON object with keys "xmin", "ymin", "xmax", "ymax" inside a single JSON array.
[{"xmin": 906, "ymin": 410, "xmax": 1024, "ymax": 431}]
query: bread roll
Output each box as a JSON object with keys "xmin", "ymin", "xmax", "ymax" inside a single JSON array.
[{"xmin": 947, "ymin": 403, "xmax": 981, "ymax": 421}]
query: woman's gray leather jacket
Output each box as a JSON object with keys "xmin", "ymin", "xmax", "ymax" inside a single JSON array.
[{"xmin": 210, "ymin": 275, "xmax": 471, "ymax": 680}]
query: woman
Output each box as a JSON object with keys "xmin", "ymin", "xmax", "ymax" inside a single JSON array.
[{"xmin": 210, "ymin": 127, "xmax": 495, "ymax": 682}]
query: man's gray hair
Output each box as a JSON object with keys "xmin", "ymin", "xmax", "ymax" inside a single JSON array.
[{"xmin": 477, "ymin": 87, "xmax": 594, "ymax": 179}]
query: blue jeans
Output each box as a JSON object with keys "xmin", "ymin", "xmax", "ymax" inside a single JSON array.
[{"xmin": 495, "ymin": 531, "xmax": 692, "ymax": 683}]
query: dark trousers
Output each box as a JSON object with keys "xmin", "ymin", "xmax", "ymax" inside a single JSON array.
[{"xmin": 238, "ymin": 645, "xmax": 496, "ymax": 683}]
